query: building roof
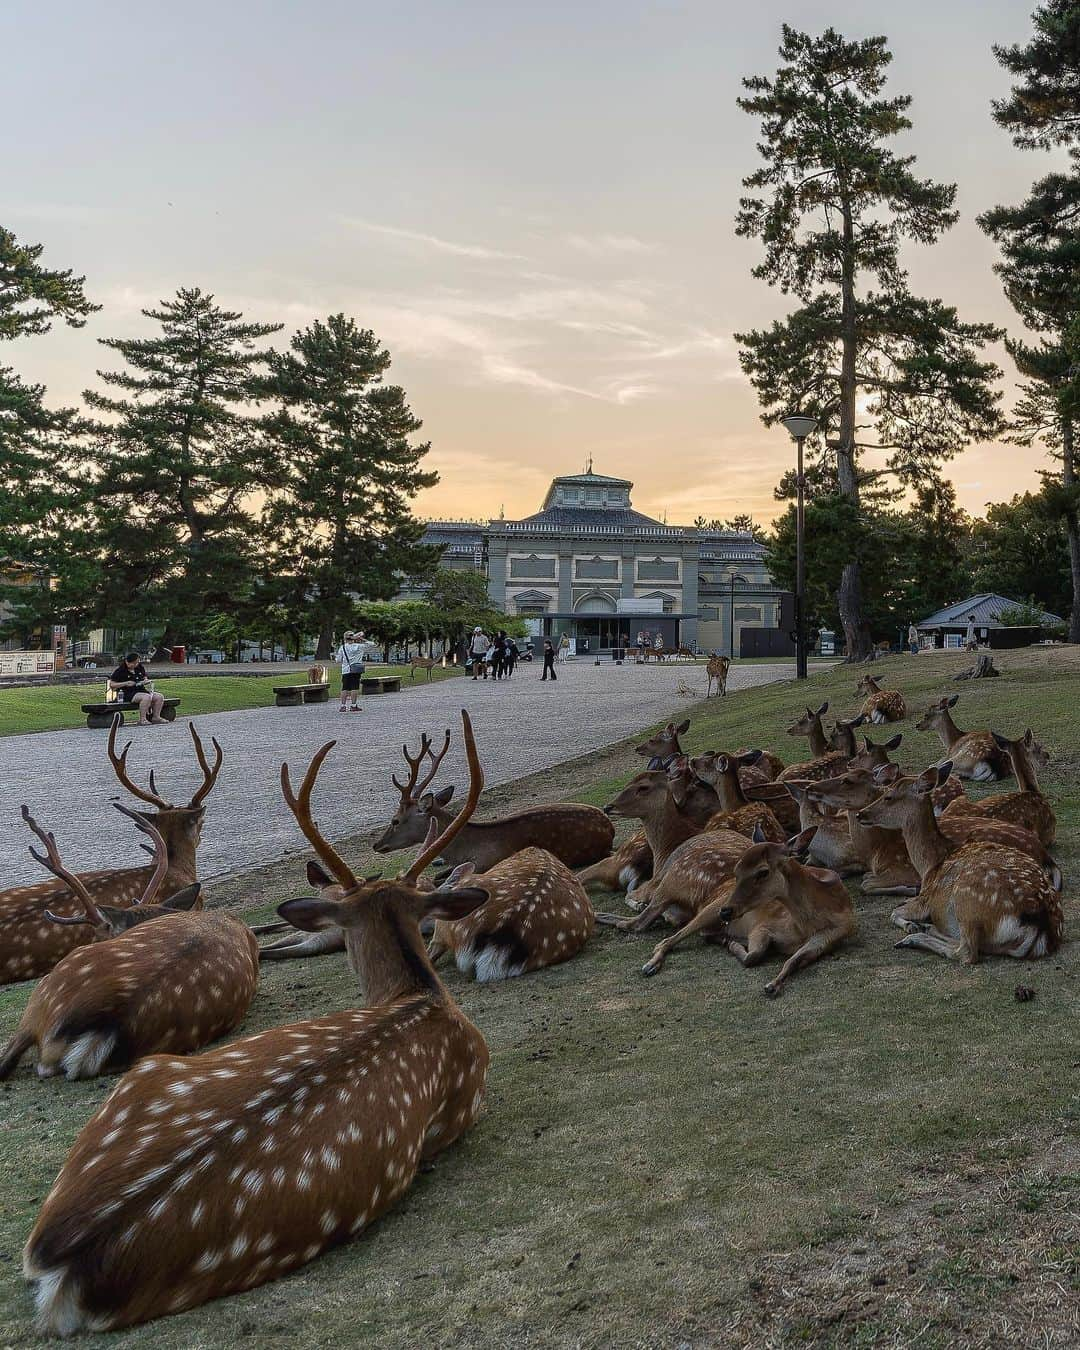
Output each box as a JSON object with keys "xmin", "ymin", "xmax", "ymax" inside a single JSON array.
[
  {"xmin": 511, "ymin": 506, "xmax": 670, "ymax": 530},
  {"xmin": 917, "ymin": 593, "xmax": 1063, "ymax": 629},
  {"xmin": 549, "ymin": 471, "xmax": 632, "ymax": 489}
]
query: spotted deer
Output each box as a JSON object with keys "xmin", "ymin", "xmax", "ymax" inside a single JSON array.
[
  {"xmin": 856, "ymin": 674, "xmax": 906, "ymax": 723},
  {"xmin": 22, "ymin": 710, "xmax": 494, "ymax": 1335},
  {"xmin": 940, "ymin": 729, "xmax": 1055, "ymax": 845},
  {"xmin": 782, "ymin": 781, "xmax": 864, "ymax": 875},
  {"xmin": 915, "ymin": 695, "xmax": 1010, "ymax": 781},
  {"xmin": 640, "ymin": 825, "xmax": 856, "ymax": 994},
  {"xmin": 777, "ymin": 702, "xmax": 849, "ymax": 785},
  {"xmin": 857, "ymin": 765, "xmax": 1064, "ymax": 963},
  {"xmin": 409, "ymin": 655, "xmax": 438, "ymax": 681},
  {"xmin": 0, "ymin": 716, "xmax": 219, "ymax": 985},
  {"xmin": 706, "ymin": 653, "xmax": 730, "ymax": 697},
  {"xmin": 0, "ymin": 805, "xmax": 257, "ymax": 1083},
  {"xmin": 827, "ymin": 714, "xmax": 865, "ymax": 758},
  {"xmin": 847, "ymin": 732, "xmax": 965, "ymax": 816},
  {"xmin": 635, "ymin": 719, "xmax": 691, "ymax": 768},
  {"xmin": 577, "ymin": 830, "xmax": 653, "ymax": 895},
  {"xmin": 372, "ymin": 731, "xmax": 614, "ymax": 869},
  {"xmin": 593, "ymin": 772, "xmax": 749, "ymax": 934},
  {"xmin": 687, "ymin": 751, "xmax": 786, "ymax": 842}
]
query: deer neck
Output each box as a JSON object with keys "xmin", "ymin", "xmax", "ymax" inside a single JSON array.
[
  {"xmin": 899, "ymin": 798, "xmax": 951, "ymax": 879},
  {"xmin": 1009, "ymin": 746, "xmax": 1040, "ymax": 794},
  {"xmin": 807, "ymin": 722, "xmax": 829, "ymax": 757},
  {"xmin": 935, "ymin": 711, "xmax": 962, "ymax": 749},
  {"xmin": 426, "ymin": 805, "xmax": 478, "ymax": 866},
  {"xmin": 847, "ymin": 810, "xmax": 894, "ymax": 863},
  {"xmin": 776, "ymin": 862, "xmax": 832, "ymax": 924},
  {"xmin": 713, "ymin": 765, "xmax": 748, "ymax": 811},
  {"xmin": 346, "ymin": 911, "xmax": 451, "ymax": 1008},
  {"xmin": 642, "ymin": 797, "xmax": 698, "ymax": 871}
]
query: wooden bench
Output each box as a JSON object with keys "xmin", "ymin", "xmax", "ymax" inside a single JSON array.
[
  {"xmin": 360, "ymin": 676, "xmax": 402, "ymax": 695},
  {"xmin": 81, "ymin": 698, "xmax": 180, "ymax": 729},
  {"xmin": 273, "ymin": 682, "xmax": 330, "ymax": 707}
]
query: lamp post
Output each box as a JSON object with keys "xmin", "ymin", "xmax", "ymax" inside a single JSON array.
[
  {"xmin": 728, "ymin": 573, "xmax": 747, "ymax": 659},
  {"xmin": 781, "ymin": 414, "xmax": 818, "ymax": 680}
]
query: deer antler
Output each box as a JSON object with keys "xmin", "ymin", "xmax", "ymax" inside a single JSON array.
[
  {"xmin": 403, "ymin": 711, "xmax": 483, "ymax": 882},
  {"xmin": 391, "ymin": 729, "xmax": 451, "ymax": 805},
  {"xmin": 187, "ymin": 722, "xmax": 224, "ymax": 807},
  {"xmin": 107, "ymin": 714, "xmax": 172, "ymax": 809},
  {"xmin": 21, "ymin": 805, "xmax": 108, "ymax": 929},
  {"xmin": 111, "ymin": 803, "xmax": 170, "ymax": 906},
  {"xmin": 280, "ymin": 742, "xmax": 358, "ymax": 890}
]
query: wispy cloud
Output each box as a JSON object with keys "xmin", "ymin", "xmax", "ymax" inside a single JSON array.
[
  {"xmin": 563, "ymin": 232, "xmax": 660, "ymax": 257},
  {"xmin": 336, "ymin": 216, "xmax": 524, "ymax": 261}
]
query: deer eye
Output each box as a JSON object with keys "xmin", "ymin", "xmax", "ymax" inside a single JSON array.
[{"xmin": 755, "ymin": 867, "xmax": 769, "ymax": 881}]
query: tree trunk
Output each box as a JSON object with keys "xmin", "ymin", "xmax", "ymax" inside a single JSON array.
[
  {"xmin": 1062, "ymin": 418, "xmax": 1080, "ymax": 644},
  {"xmin": 315, "ymin": 622, "xmax": 334, "ymax": 661}
]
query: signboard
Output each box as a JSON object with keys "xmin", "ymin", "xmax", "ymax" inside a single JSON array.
[{"xmin": 0, "ymin": 650, "xmax": 55, "ymax": 677}]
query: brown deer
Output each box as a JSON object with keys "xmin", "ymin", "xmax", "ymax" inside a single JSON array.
[
  {"xmin": 635, "ymin": 719, "xmax": 690, "ymax": 768},
  {"xmin": 856, "ymin": 673, "xmax": 906, "ymax": 723},
  {"xmin": 847, "ymin": 732, "xmax": 966, "ymax": 815},
  {"xmin": 705, "ymin": 653, "xmax": 730, "ymax": 697},
  {"xmin": 593, "ymin": 773, "xmax": 749, "ymax": 933},
  {"xmin": 577, "ymin": 829, "xmax": 653, "ymax": 896},
  {"xmin": 940, "ymin": 729, "xmax": 1055, "ymax": 845},
  {"xmin": 915, "ymin": 695, "xmax": 1010, "ymax": 782},
  {"xmin": 373, "ymin": 730, "xmax": 614, "ymax": 869},
  {"xmin": 688, "ymin": 751, "xmax": 786, "ymax": 842},
  {"xmin": 777, "ymin": 701, "xmax": 849, "ymax": 785},
  {"xmin": 640, "ymin": 826, "xmax": 856, "ymax": 994},
  {"xmin": 307, "ymin": 664, "xmax": 328, "ymax": 685},
  {"xmin": 426, "ymin": 848, "xmax": 594, "ymax": 980},
  {"xmin": 857, "ymin": 765, "xmax": 1064, "ymax": 964},
  {"xmin": 782, "ymin": 781, "xmax": 864, "ymax": 875},
  {"xmin": 827, "ymin": 714, "xmax": 865, "ymax": 758},
  {"xmin": 0, "ymin": 716, "xmax": 220, "ymax": 985},
  {"xmin": 22, "ymin": 710, "xmax": 494, "ymax": 1335},
  {"xmin": 409, "ymin": 655, "xmax": 438, "ymax": 681},
  {"xmin": 737, "ymin": 746, "xmax": 784, "ymax": 781},
  {"xmin": 664, "ymin": 757, "xmax": 722, "ymax": 826},
  {"xmin": 0, "ymin": 806, "xmax": 256, "ymax": 1082}
]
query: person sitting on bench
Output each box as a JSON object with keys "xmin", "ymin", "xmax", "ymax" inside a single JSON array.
[{"xmin": 109, "ymin": 652, "xmax": 166, "ymax": 725}]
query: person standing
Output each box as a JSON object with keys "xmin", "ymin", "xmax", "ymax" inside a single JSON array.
[
  {"xmin": 469, "ymin": 626, "xmax": 490, "ymax": 679},
  {"xmin": 907, "ymin": 622, "xmax": 919, "ymax": 655},
  {"xmin": 109, "ymin": 652, "xmax": 166, "ymax": 725},
  {"xmin": 335, "ymin": 630, "xmax": 366, "ymax": 712},
  {"xmin": 558, "ymin": 632, "xmax": 571, "ymax": 663},
  {"xmin": 635, "ymin": 631, "xmax": 645, "ymax": 663},
  {"xmin": 490, "ymin": 630, "xmax": 507, "ymax": 680},
  {"xmin": 504, "ymin": 635, "xmax": 518, "ymax": 678},
  {"xmin": 541, "ymin": 638, "xmax": 557, "ymax": 681},
  {"xmin": 964, "ymin": 614, "xmax": 977, "ymax": 649}
]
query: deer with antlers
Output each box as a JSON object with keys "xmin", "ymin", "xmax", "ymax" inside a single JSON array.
[
  {"xmin": 0, "ymin": 716, "xmax": 221, "ymax": 985},
  {"xmin": 372, "ymin": 730, "xmax": 614, "ymax": 870},
  {"xmin": 856, "ymin": 674, "xmax": 906, "ymax": 723},
  {"xmin": 915, "ymin": 695, "xmax": 1010, "ymax": 782},
  {"xmin": 639, "ymin": 825, "xmax": 856, "ymax": 993},
  {"xmin": 856, "ymin": 765, "xmax": 1064, "ymax": 964},
  {"xmin": 940, "ymin": 729, "xmax": 1055, "ymax": 845},
  {"xmin": 22, "ymin": 710, "xmax": 495, "ymax": 1335},
  {"xmin": 0, "ymin": 806, "xmax": 256, "ymax": 1082}
]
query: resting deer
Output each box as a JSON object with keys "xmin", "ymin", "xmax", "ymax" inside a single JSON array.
[
  {"xmin": 856, "ymin": 674, "xmax": 906, "ymax": 723},
  {"xmin": 847, "ymin": 732, "xmax": 965, "ymax": 815},
  {"xmin": 0, "ymin": 806, "xmax": 256, "ymax": 1082},
  {"xmin": 641, "ymin": 826, "xmax": 855, "ymax": 994},
  {"xmin": 827, "ymin": 714, "xmax": 865, "ymax": 758},
  {"xmin": 782, "ymin": 781, "xmax": 863, "ymax": 875},
  {"xmin": 593, "ymin": 773, "xmax": 749, "ymax": 934},
  {"xmin": 577, "ymin": 830, "xmax": 653, "ymax": 896},
  {"xmin": 706, "ymin": 653, "xmax": 730, "ymax": 697},
  {"xmin": 940, "ymin": 729, "xmax": 1055, "ymax": 846},
  {"xmin": 23, "ymin": 710, "xmax": 494, "ymax": 1336},
  {"xmin": 635, "ymin": 719, "xmax": 690, "ymax": 768},
  {"xmin": 857, "ymin": 765, "xmax": 1064, "ymax": 964},
  {"xmin": 688, "ymin": 751, "xmax": 786, "ymax": 842},
  {"xmin": 0, "ymin": 715, "xmax": 219, "ymax": 985},
  {"xmin": 915, "ymin": 695, "xmax": 1010, "ymax": 782},
  {"xmin": 777, "ymin": 701, "xmax": 849, "ymax": 785},
  {"xmin": 373, "ymin": 730, "xmax": 614, "ymax": 869},
  {"xmin": 737, "ymin": 746, "xmax": 784, "ymax": 781},
  {"xmin": 664, "ymin": 757, "xmax": 722, "ymax": 826}
]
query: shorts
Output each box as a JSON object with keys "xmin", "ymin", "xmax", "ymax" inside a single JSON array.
[{"xmin": 342, "ymin": 671, "xmax": 362, "ymax": 691}]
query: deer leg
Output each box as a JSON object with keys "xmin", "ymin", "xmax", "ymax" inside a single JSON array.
[
  {"xmin": 894, "ymin": 927, "xmax": 964, "ymax": 961},
  {"xmin": 862, "ymin": 874, "xmax": 919, "ymax": 897},
  {"xmin": 258, "ymin": 929, "xmax": 346, "ymax": 960},
  {"xmin": 889, "ymin": 900, "xmax": 931, "ymax": 933},
  {"xmin": 595, "ymin": 892, "xmax": 672, "ymax": 933},
  {"xmin": 726, "ymin": 926, "xmax": 773, "ymax": 967},
  {"xmin": 763, "ymin": 929, "xmax": 843, "ymax": 998},
  {"xmin": 641, "ymin": 896, "xmax": 730, "ymax": 976}
]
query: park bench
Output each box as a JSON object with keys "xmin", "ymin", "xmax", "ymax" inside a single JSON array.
[
  {"xmin": 81, "ymin": 698, "xmax": 180, "ymax": 729},
  {"xmin": 360, "ymin": 676, "xmax": 402, "ymax": 695},
  {"xmin": 272, "ymin": 681, "xmax": 330, "ymax": 707}
]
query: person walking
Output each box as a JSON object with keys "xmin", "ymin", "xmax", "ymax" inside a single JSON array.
[
  {"xmin": 635, "ymin": 630, "xmax": 645, "ymax": 663},
  {"xmin": 558, "ymin": 632, "xmax": 571, "ymax": 663},
  {"xmin": 907, "ymin": 622, "xmax": 919, "ymax": 655},
  {"xmin": 109, "ymin": 652, "xmax": 166, "ymax": 725},
  {"xmin": 504, "ymin": 635, "xmax": 518, "ymax": 678},
  {"xmin": 469, "ymin": 626, "xmax": 490, "ymax": 679},
  {"xmin": 964, "ymin": 614, "xmax": 978, "ymax": 650},
  {"xmin": 490, "ymin": 630, "xmax": 507, "ymax": 680},
  {"xmin": 335, "ymin": 631, "xmax": 366, "ymax": 711},
  {"xmin": 541, "ymin": 638, "xmax": 557, "ymax": 681}
]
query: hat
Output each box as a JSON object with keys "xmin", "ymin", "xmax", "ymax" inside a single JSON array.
[{"xmin": 473, "ymin": 626, "xmax": 482, "ymax": 633}]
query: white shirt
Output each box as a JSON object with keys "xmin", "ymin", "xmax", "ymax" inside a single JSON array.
[{"xmin": 336, "ymin": 642, "xmax": 365, "ymax": 672}]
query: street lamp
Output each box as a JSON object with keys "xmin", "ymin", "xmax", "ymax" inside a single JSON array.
[{"xmin": 781, "ymin": 413, "xmax": 818, "ymax": 680}]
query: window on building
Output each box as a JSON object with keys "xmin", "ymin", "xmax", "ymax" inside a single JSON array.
[
  {"xmin": 699, "ymin": 606, "xmax": 719, "ymax": 622},
  {"xmin": 575, "ymin": 556, "xmax": 619, "ymax": 580},
  {"xmin": 637, "ymin": 557, "xmax": 680, "ymax": 581},
  {"xmin": 509, "ymin": 554, "xmax": 556, "ymax": 579},
  {"xmin": 734, "ymin": 606, "xmax": 761, "ymax": 622}
]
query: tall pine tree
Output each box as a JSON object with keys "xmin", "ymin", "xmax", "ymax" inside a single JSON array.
[
  {"xmin": 981, "ymin": 2, "xmax": 1080, "ymax": 641},
  {"xmin": 82, "ymin": 289, "xmax": 281, "ymax": 644},
  {"xmin": 260, "ymin": 315, "xmax": 441, "ymax": 658},
  {"xmin": 736, "ymin": 26, "xmax": 1002, "ymax": 657}
]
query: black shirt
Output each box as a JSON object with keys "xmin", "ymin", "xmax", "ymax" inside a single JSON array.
[{"xmin": 110, "ymin": 663, "xmax": 147, "ymax": 702}]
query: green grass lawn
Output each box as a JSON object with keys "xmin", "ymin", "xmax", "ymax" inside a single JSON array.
[
  {"xmin": 0, "ymin": 647, "xmax": 1077, "ymax": 1347},
  {"xmin": 0, "ymin": 664, "xmax": 461, "ymax": 737}
]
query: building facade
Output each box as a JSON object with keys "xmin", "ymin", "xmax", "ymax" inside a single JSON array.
[{"xmin": 418, "ymin": 469, "xmax": 784, "ymax": 655}]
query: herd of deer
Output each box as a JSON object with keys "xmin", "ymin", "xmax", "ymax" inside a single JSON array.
[{"xmin": 0, "ymin": 668, "xmax": 1066, "ymax": 1334}]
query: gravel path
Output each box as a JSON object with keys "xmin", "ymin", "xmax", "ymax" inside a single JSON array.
[{"xmin": 1, "ymin": 660, "xmax": 806, "ymax": 886}]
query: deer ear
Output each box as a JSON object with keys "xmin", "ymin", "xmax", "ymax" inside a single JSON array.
[
  {"xmin": 423, "ymin": 886, "xmax": 490, "ymax": 921},
  {"xmin": 783, "ymin": 781, "xmax": 807, "ymax": 802},
  {"xmin": 936, "ymin": 762, "xmax": 954, "ymax": 786},
  {"xmin": 862, "ymin": 735, "xmax": 873, "ymax": 751},
  {"xmin": 874, "ymin": 763, "xmax": 901, "ymax": 784},
  {"xmin": 787, "ymin": 825, "xmax": 817, "ymax": 857},
  {"xmin": 849, "ymin": 715, "xmax": 865, "ymax": 728},
  {"xmin": 947, "ymin": 694, "xmax": 959, "ymax": 707},
  {"xmin": 307, "ymin": 860, "xmax": 334, "ymax": 889},
  {"xmin": 1024, "ymin": 728, "xmax": 1034, "ymax": 746},
  {"xmin": 884, "ymin": 734, "xmax": 903, "ymax": 750},
  {"xmin": 277, "ymin": 897, "xmax": 341, "ymax": 931},
  {"xmin": 735, "ymin": 748, "xmax": 762, "ymax": 765},
  {"xmin": 914, "ymin": 766, "xmax": 939, "ymax": 795},
  {"xmin": 668, "ymin": 775, "xmax": 689, "ymax": 808},
  {"xmin": 434, "ymin": 785, "xmax": 456, "ymax": 806},
  {"xmin": 816, "ymin": 700, "xmax": 829, "ymax": 716},
  {"xmin": 751, "ymin": 822, "xmax": 767, "ymax": 843},
  {"xmin": 161, "ymin": 884, "xmax": 201, "ymax": 912},
  {"xmin": 676, "ymin": 719, "xmax": 691, "ymax": 735},
  {"xmin": 440, "ymin": 862, "xmax": 477, "ymax": 888},
  {"xmin": 991, "ymin": 731, "xmax": 1009, "ymax": 750},
  {"xmin": 715, "ymin": 754, "xmax": 732, "ymax": 773}
]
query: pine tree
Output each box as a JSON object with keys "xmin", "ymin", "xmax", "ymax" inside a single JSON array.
[
  {"xmin": 82, "ymin": 288, "xmax": 281, "ymax": 643},
  {"xmin": 260, "ymin": 315, "xmax": 440, "ymax": 658},
  {"xmin": 736, "ymin": 26, "xmax": 1002, "ymax": 657},
  {"xmin": 982, "ymin": 2, "xmax": 1080, "ymax": 641}
]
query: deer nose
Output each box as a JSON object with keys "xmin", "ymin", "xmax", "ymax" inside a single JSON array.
[
  {"xmin": 603, "ymin": 805, "xmax": 616, "ymax": 816},
  {"xmin": 718, "ymin": 906, "xmax": 733, "ymax": 922}
]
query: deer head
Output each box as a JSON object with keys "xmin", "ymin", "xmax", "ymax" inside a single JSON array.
[
  {"xmin": 915, "ymin": 694, "xmax": 959, "ymax": 732},
  {"xmin": 991, "ymin": 728, "xmax": 1050, "ymax": 783},
  {"xmin": 805, "ymin": 767, "xmax": 882, "ymax": 812},
  {"xmin": 847, "ymin": 732, "xmax": 903, "ymax": 773},
  {"xmin": 603, "ymin": 771, "xmax": 674, "ymax": 821},
  {"xmin": 786, "ymin": 701, "xmax": 829, "ymax": 739},
  {"xmin": 716, "ymin": 826, "xmax": 819, "ymax": 922},
  {"xmin": 827, "ymin": 714, "xmax": 865, "ymax": 757},
  {"xmin": 855, "ymin": 763, "xmax": 950, "ymax": 831},
  {"xmin": 276, "ymin": 711, "xmax": 491, "ymax": 1006},
  {"xmin": 372, "ymin": 730, "xmax": 452, "ymax": 854},
  {"xmin": 688, "ymin": 749, "xmax": 761, "ymax": 788},
  {"xmin": 635, "ymin": 719, "xmax": 690, "ymax": 764},
  {"xmin": 856, "ymin": 674, "xmax": 882, "ymax": 695}
]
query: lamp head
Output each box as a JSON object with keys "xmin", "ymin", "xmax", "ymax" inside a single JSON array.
[{"xmin": 781, "ymin": 414, "xmax": 818, "ymax": 441}]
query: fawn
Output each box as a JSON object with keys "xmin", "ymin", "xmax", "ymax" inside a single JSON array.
[
  {"xmin": 940, "ymin": 729, "xmax": 1055, "ymax": 845},
  {"xmin": 915, "ymin": 695, "xmax": 1010, "ymax": 781},
  {"xmin": 856, "ymin": 674, "xmax": 906, "ymax": 723},
  {"xmin": 688, "ymin": 750, "xmax": 786, "ymax": 842}
]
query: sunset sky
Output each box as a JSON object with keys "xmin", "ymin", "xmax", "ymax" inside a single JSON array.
[{"xmin": 7, "ymin": 0, "xmax": 1062, "ymax": 528}]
